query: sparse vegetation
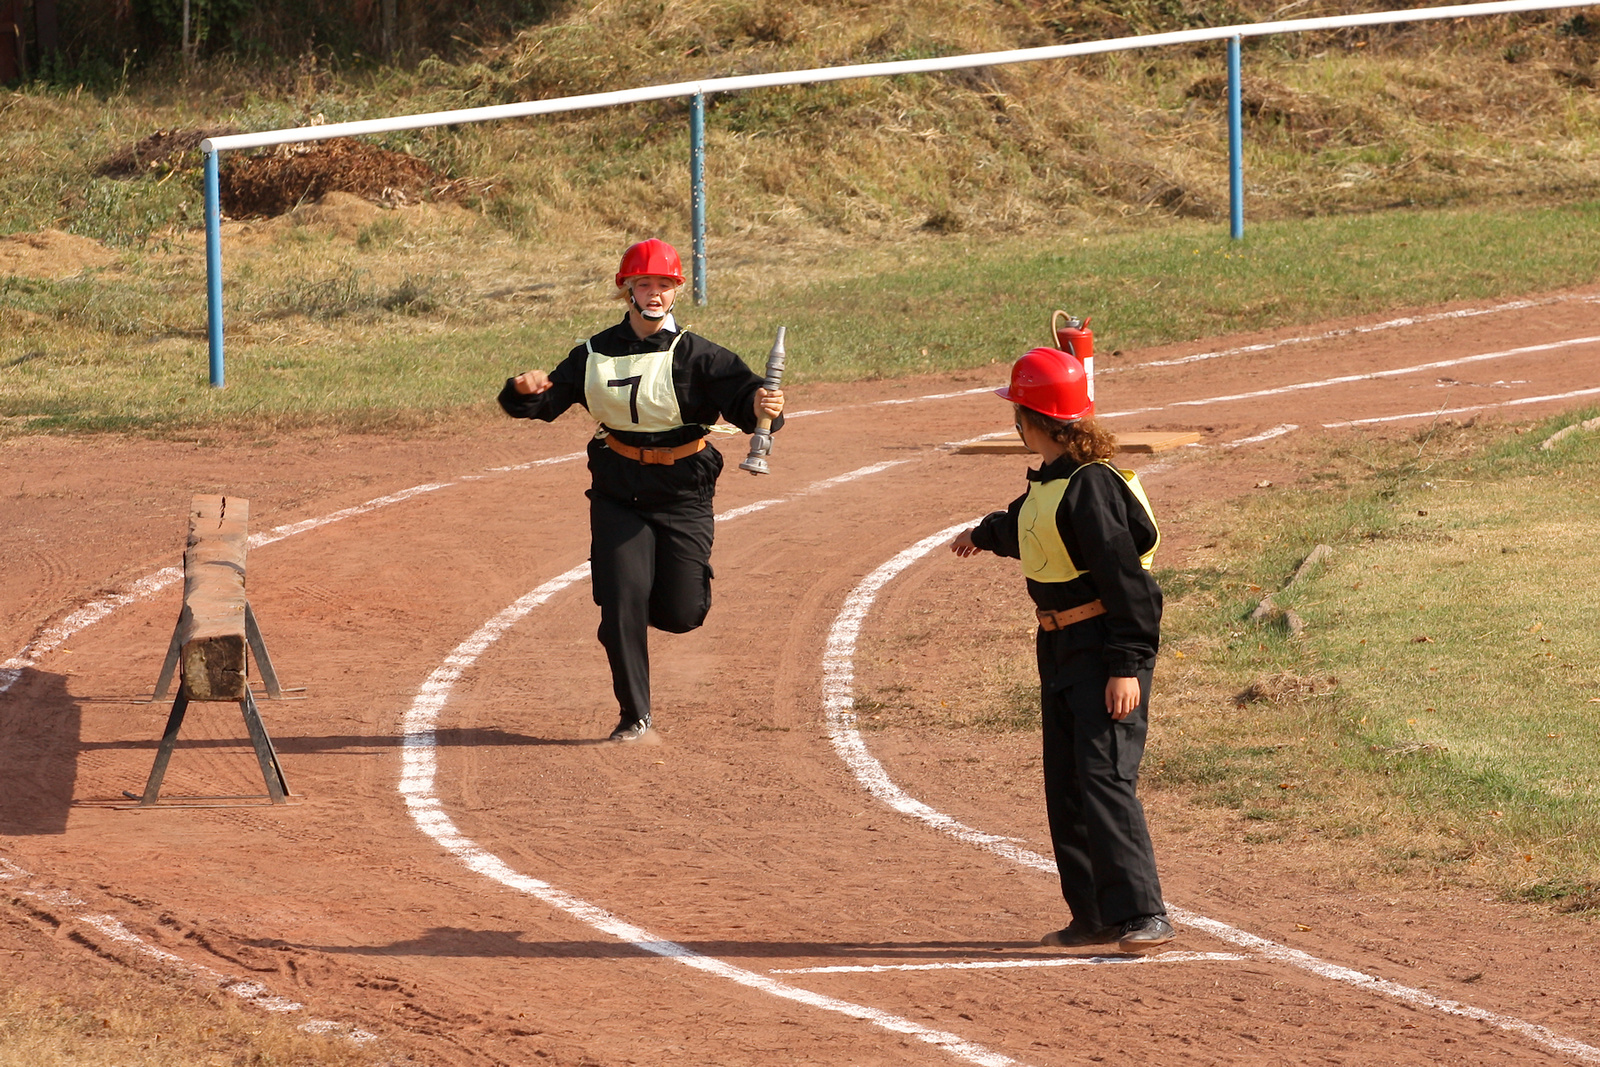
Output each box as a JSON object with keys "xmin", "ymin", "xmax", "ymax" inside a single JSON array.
[
  {"xmin": 4, "ymin": 2, "xmax": 1598, "ymax": 435},
  {"xmin": 1148, "ymin": 407, "xmax": 1600, "ymax": 907},
  {"xmin": 0, "ymin": 977, "xmax": 380, "ymax": 1067},
  {"xmin": 858, "ymin": 406, "xmax": 1600, "ymax": 909}
]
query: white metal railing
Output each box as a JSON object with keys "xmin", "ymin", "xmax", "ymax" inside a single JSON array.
[
  {"xmin": 202, "ymin": 0, "xmax": 1595, "ymax": 153},
  {"xmin": 198, "ymin": 0, "xmax": 1600, "ymax": 385}
]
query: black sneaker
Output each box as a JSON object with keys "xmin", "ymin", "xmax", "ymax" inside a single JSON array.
[
  {"xmin": 1116, "ymin": 914, "xmax": 1176, "ymax": 953},
  {"xmin": 1040, "ymin": 921, "xmax": 1119, "ymax": 948},
  {"xmin": 608, "ymin": 714, "xmax": 651, "ymax": 742}
]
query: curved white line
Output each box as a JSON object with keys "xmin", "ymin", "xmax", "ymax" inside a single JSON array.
[
  {"xmin": 1323, "ymin": 384, "xmax": 1600, "ymax": 426},
  {"xmin": 821, "ymin": 528, "xmax": 1600, "ymax": 1064},
  {"xmin": 0, "ymin": 463, "xmax": 585, "ymax": 696},
  {"xmin": 1224, "ymin": 424, "xmax": 1297, "ymax": 447},
  {"xmin": 396, "ymin": 467, "xmax": 1026, "ymax": 1067},
  {"xmin": 1109, "ymin": 294, "xmax": 1600, "ymax": 373},
  {"xmin": 1101, "ymin": 334, "xmax": 1600, "ymax": 419},
  {"xmin": 0, "ymin": 455, "xmax": 928, "ymax": 1053}
]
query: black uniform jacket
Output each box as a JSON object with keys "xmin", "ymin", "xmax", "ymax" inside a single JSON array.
[
  {"xmin": 497, "ymin": 317, "xmax": 784, "ymax": 510},
  {"xmin": 970, "ymin": 456, "xmax": 1162, "ymax": 682}
]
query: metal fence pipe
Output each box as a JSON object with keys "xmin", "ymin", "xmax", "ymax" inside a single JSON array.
[
  {"xmin": 690, "ymin": 91, "xmax": 707, "ymax": 305},
  {"xmin": 204, "ymin": 150, "xmax": 224, "ymax": 388},
  {"xmin": 197, "ymin": 0, "xmax": 1600, "ymax": 382},
  {"xmin": 1229, "ymin": 36, "xmax": 1244, "ymax": 241}
]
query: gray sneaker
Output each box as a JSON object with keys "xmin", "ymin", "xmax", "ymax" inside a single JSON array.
[
  {"xmin": 1117, "ymin": 914, "xmax": 1176, "ymax": 953},
  {"xmin": 608, "ymin": 714, "xmax": 651, "ymax": 742}
]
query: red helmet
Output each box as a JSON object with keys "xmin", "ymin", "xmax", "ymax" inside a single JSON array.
[
  {"xmin": 615, "ymin": 238, "xmax": 685, "ymax": 288},
  {"xmin": 996, "ymin": 347, "xmax": 1093, "ymax": 421}
]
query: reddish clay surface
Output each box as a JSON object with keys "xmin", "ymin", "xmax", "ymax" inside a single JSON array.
[{"xmin": 4, "ymin": 286, "xmax": 1600, "ymax": 1066}]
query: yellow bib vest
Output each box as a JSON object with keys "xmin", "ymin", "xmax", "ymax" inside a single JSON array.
[
  {"xmin": 584, "ymin": 332, "xmax": 688, "ymax": 433},
  {"xmin": 1019, "ymin": 461, "xmax": 1160, "ymax": 583}
]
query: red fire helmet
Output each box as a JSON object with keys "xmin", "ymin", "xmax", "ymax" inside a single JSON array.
[
  {"xmin": 615, "ymin": 238, "xmax": 685, "ymax": 288},
  {"xmin": 995, "ymin": 347, "xmax": 1093, "ymax": 422}
]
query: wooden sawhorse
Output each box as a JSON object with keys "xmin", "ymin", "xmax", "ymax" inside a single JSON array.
[{"xmin": 129, "ymin": 495, "xmax": 293, "ymax": 807}]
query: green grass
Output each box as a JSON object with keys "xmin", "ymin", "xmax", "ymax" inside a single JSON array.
[
  {"xmin": 1150, "ymin": 408, "xmax": 1600, "ymax": 905},
  {"xmin": 4, "ymin": 198, "xmax": 1599, "ymax": 435},
  {"xmin": 3, "ymin": 0, "xmax": 1597, "ymax": 437}
]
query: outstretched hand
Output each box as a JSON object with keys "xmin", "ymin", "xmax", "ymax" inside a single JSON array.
[{"xmin": 950, "ymin": 529, "xmax": 982, "ymax": 558}]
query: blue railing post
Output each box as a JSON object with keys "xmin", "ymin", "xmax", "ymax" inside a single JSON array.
[
  {"xmin": 1228, "ymin": 34, "xmax": 1244, "ymax": 241},
  {"xmin": 204, "ymin": 149, "xmax": 226, "ymax": 387},
  {"xmin": 690, "ymin": 91, "xmax": 708, "ymax": 305}
]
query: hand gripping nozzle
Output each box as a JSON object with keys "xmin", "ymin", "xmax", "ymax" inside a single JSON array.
[{"xmin": 739, "ymin": 326, "xmax": 786, "ymax": 475}]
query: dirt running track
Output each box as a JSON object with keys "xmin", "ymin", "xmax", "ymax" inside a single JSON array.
[{"xmin": 5, "ymin": 287, "xmax": 1600, "ymax": 1066}]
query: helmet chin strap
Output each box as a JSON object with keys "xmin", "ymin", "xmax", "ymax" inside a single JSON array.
[{"xmin": 630, "ymin": 287, "xmax": 675, "ymax": 322}]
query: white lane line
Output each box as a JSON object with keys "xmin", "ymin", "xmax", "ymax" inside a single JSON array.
[
  {"xmin": 11, "ymin": 303, "xmax": 1592, "ymax": 695},
  {"xmin": 8, "ymin": 289, "xmax": 1594, "ymax": 691},
  {"xmin": 1107, "ymin": 294, "xmax": 1600, "ymax": 373},
  {"xmin": 821, "ymin": 529, "xmax": 1600, "ymax": 1065},
  {"xmin": 877, "ymin": 387, "xmax": 996, "ymax": 406},
  {"xmin": 1, "ymin": 567, "xmax": 184, "ymax": 696},
  {"xmin": 0, "ymin": 857, "xmax": 376, "ymax": 1042},
  {"xmin": 1323, "ymin": 384, "xmax": 1600, "ymax": 426},
  {"xmin": 1, "ymin": 454, "xmax": 960, "ymax": 1058},
  {"xmin": 772, "ymin": 952, "xmax": 1246, "ymax": 974},
  {"xmin": 1224, "ymin": 424, "xmax": 1297, "ymax": 447},
  {"xmin": 0, "ymin": 460, "xmax": 584, "ymax": 696},
  {"xmin": 1100, "ymin": 334, "xmax": 1600, "ymax": 420},
  {"xmin": 397, "ymin": 463, "xmax": 1027, "ymax": 1067},
  {"xmin": 0, "ymin": 432, "xmax": 909, "ymax": 696}
]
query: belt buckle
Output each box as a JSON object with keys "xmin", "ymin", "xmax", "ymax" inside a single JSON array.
[{"xmin": 641, "ymin": 446, "xmax": 673, "ymax": 465}]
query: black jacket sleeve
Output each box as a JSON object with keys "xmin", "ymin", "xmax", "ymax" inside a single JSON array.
[
  {"xmin": 969, "ymin": 495, "xmax": 1025, "ymax": 558},
  {"xmin": 678, "ymin": 334, "xmax": 785, "ymax": 435},
  {"xmin": 497, "ymin": 345, "xmax": 589, "ymax": 422}
]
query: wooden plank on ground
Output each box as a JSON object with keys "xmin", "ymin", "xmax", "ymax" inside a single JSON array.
[
  {"xmin": 178, "ymin": 494, "xmax": 250, "ymax": 701},
  {"xmin": 954, "ymin": 430, "xmax": 1201, "ymax": 455},
  {"xmin": 1117, "ymin": 430, "xmax": 1202, "ymax": 453}
]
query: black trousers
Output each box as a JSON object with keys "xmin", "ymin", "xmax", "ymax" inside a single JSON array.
[
  {"xmin": 588, "ymin": 491, "xmax": 714, "ymax": 723},
  {"xmin": 1041, "ymin": 660, "xmax": 1165, "ymax": 928}
]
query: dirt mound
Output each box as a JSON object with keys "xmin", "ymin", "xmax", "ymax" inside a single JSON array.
[
  {"xmin": 98, "ymin": 127, "xmax": 241, "ymax": 178},
  {"xmin": 1234, "ymin": 671, "xmax": 1340, "ymax": 706},
  {"xmin": 0, "ymin": 229, "xmax": 119, "ymax": 278},
  {"xmin": 218, "ymin": 137, "xmax": 490, "ymax": 218}
]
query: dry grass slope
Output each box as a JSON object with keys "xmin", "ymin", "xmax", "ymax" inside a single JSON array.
[{"xmin": 4, "ymin": 0, "xmax": 1599, "ymax": 251}]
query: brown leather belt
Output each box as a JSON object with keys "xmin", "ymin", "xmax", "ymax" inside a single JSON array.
[
  {"xmin": 603, "ymin": 435, "xmax": 707, "ymax": 465},
  {"xmin": 1036, "ymin": 600, "xmax": 1107, "ymax": 631}
]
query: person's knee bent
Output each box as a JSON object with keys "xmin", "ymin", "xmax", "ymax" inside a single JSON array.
[{"xmin": 650, "ymin": 598, "xmax": 710, "ymax": 634}]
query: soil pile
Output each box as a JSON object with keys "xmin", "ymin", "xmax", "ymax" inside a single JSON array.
[
  {"xmin": 97, "ymin": 127, "xmax": 241, "ymax": 177},
  {"xmin": 219, "ymin": 137, "xmax": 452, "ymax": 217},
  {"xmin": 0, "ymin": 230, "xmax": 119, "ymax": 278}
]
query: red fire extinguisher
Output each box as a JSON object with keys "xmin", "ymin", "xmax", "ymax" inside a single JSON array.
[{"xmin": 1052, "ymin": 310, "xmax": 1094, "ymax": 402}]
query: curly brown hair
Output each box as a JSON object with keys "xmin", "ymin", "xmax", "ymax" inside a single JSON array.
[{"xmin": 1015, "ymin": 406, "xmax": 1118, "ymax": 465}]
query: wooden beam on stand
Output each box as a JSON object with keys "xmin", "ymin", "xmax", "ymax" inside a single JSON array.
[
  {"xmin": 953, "ymin": 430, "xmax": 1201, "ymax": 456},
  {"xmin": 131, "ymin": 495, "xmax": 293, "ymax": 808}
]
